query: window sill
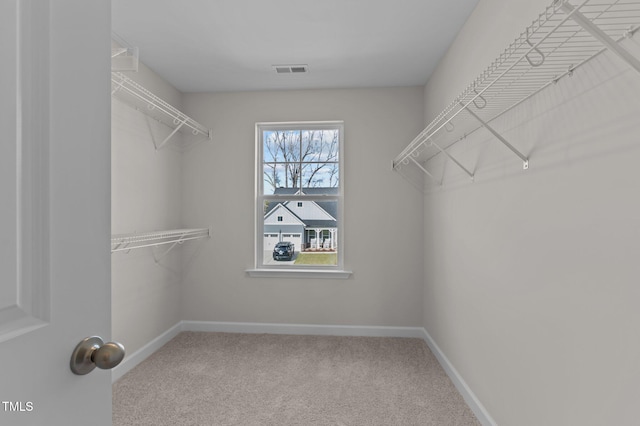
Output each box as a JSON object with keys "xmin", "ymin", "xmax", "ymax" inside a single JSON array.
[{"xmin": 246, "ymin": 268, "xmax": 352, "ymax": 279}]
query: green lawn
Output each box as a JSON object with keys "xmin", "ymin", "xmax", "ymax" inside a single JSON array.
[{"xmin": 294, "ymin": 252, "xmax": 337, "ymax": 265}]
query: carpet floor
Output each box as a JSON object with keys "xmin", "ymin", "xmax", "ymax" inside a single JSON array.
[{"xmin": 113, "ymin": 332, "xmax": 480, "ymax": 425}]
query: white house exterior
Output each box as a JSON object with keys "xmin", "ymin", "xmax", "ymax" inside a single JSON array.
[
  {"xmin": 263, "ymin": 203, "xmax": 306, "ymax": 251},
  {"xmin": 263, "ymin": 189, "xmax": 338, "ymax": 252}
]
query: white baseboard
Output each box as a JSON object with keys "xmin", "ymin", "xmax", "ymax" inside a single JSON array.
[
  {"xmin": 111, "ymin": 322, "xmax": 183, "ymax": 383},
  {"xmin": 182, "ymin": 320, "xmax": 425, "ymax": 338},
  {"xmin": 420, "ymin": 328, "xmax": 496, "ymax": 426}
]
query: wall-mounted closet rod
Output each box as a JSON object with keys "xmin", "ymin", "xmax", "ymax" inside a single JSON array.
[
  {"xmin": 559, "ymin": 1, "xmax": 640, "ymax": 74},
  {"xmin": 111, "ymin": 72, "xmax": 211, "ymax": 141},
  {"xmin": 111, "ymin": 233, "xmax": 209, "ymax": 253},
  {"xmin": 393, "ymin": 0, "xmax": 640, "ymax": 189},
  {"xmin": 111, "ymin": 228, "xmax": 210, "ymax": 254},
  {"xmin": 111, "ymin": 74, "xmax": 206, "ymax": 136},
  {"xmin": 419, "ymin": 25, "xmax": 635, "ymax": 169},
  {"xmin": 419, "ymin": 33, "xmax": 633, "ymax": 167},
  {"xmin": 395, "ymin": 1, "xmax": 578, "ymax": 169}
]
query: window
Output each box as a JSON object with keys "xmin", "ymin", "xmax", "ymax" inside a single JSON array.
[{"xmin": 252, "ymin": 121, "xmax": 346, "ymax": 276}]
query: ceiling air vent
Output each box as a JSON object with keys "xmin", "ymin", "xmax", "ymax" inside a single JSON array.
[{"xmin": 272, "ymin": 64, "xmax": 309, "ymax": 74}]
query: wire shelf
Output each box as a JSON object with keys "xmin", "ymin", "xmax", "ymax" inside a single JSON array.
[
  {"xmin": 111, "ymin": 228, "xmax": 210, "ymax": 254},
  {"xmin": 393, "ymin": 0, "xmax": 640, "ymax": 185},
  {"xmin": 111, "ymin": 72, "xmax": 212, "ymax": 150},
  {"xmin": 111, "ymin": 46, "xmax": 138, "ymax": 72}
]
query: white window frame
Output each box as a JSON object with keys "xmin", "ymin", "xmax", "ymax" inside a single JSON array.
[{"xmin": 247, "ymin": 121, "xmax": 351, "ymax": 278}]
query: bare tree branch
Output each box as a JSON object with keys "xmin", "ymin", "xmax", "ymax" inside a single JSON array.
[{"xmin": 263, "ymin": 128, "xmax": 339, "ymax": 191}]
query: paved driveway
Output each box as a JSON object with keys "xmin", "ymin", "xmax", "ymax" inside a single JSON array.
[{"xmin": 263, "ymin": 250, "xmax": 298, "ymax": 265}]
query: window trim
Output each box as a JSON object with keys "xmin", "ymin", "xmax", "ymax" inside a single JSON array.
[{"xmin": 249, "ymin": 121, "xmax": 351, "ymax": 278}]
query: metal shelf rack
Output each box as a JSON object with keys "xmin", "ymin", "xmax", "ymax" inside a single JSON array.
[
  {"xmin": 111, "ymin": 46, "xmax": 138, "ymax": 72},
  {"xmin": 111, "ymin": 72, "xmax": 213, "ymax": 150},
  {"xmin": 393, "ymin": 0, "xmax": 640, "ymax": 188},
  {"xmin": 111, "ymin": 228, "xmax": 210, "ymax": 262}
]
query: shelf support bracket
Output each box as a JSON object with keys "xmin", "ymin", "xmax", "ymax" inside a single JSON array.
[
  {"xmin": 152, "ymin": 238, "xmax": 183, "ymax": 264},
  {"xmin": 408, "ymin": 156, "xmax": 442, "ymax": 186},
  {"xmin": 111, "ymin": 80, "xmax": 125, "ymax": 96},
  {"xmin": 559, "ymin": 1, "xmax": 640, "ymax": 75},
  {"xmin": 111, "ymin": 48, "xmax": 128, "ymax": 59},
  {"xmin": 154, "ymin": 117, "xmax": 188, "ymax": 151},
  {"xmin": 430, "ymin": 140, "xmax": 474, "ymax": 181},
  {"xmin": 111, "ymin": 240, "xmax": 132, "ymax": 254},
  {"xmin": 464, "ymin": 106, "xmax": 529, "ymax": 170}
]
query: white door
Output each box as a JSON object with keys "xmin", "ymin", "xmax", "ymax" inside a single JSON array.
[{"xmin": 0, "ymin": 1, "xmax": 113, "ymax": 425}]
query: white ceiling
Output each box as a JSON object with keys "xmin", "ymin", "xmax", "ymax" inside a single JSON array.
[{"xmin": 112, "ymin": 0, "xmax": 480, "ymax": 93}]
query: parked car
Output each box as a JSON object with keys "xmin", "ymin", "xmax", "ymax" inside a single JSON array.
[{"xmin": 273, "ymin": 242, "xmax": 295, "ymax": 261}]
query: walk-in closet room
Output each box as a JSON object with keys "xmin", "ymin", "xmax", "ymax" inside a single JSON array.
[{"xmin": 2, "ymin": 0, "xmax": 640, "ymax": 425}]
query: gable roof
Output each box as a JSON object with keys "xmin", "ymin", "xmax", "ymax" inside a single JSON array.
[
  {"xmin": 264, "ymin": 187, "xmax": 338, "ymax": 228},
  {"xmin": 265, "ymin": 187, "xmax": 338, "ymax": 219},
  {"xmin": 314, "ymin": 200, "xmax": 337, "ymax": 221},
  {"xmin": 263, "ymin": 203, "xmax": 305, "ymax": 226}
]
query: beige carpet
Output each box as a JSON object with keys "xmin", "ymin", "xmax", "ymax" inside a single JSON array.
[{"xmin": 113, "ymin": 332, "xmax": 480, "ymax": 425}]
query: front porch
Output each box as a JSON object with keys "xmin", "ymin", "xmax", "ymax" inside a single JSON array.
[{"xmin": 302, "ymin": 228, "xmax": 337, "ymax": 251}]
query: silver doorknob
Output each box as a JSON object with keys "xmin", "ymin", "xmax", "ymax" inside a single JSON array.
[{"xmin": 70, "ymin": 336, "xmax": 125, "ymax": 375}]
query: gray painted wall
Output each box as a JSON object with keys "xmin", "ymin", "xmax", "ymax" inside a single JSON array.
[
  {"xmin": 180, "ymin": 88, "xmax": 425, "ymax": 327},
  {"xmin": 111, "ymin": 63, "xmax": 184, "ymax": 355},
  {"xmin": 422, "ymin": 0, "xmax": 640, "ymax": 424}
]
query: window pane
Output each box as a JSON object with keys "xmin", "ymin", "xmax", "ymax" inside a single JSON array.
[
  {"xmin": 263, "ymin": 130, "xmax": 280, "ymax": 162},
  {"xmin": 301, "ymin": 129, "xmax": 340, "ymax": 163},
  {"xmin": 263, "ymin": 130, "xmax": 300, "ymax": 162},
  {"xmin": 263, "ymin": 163, "xmax": 287, "ymax": 194},
  {"xmin": 264, "ymin": 163, "xmax": 307, "ymax": 194},
  {"xmin": 262, "ymin": 198, "xmax": 338, "ymax": 266},
  {"xmin": 301, "ymin": 163, "xmax": 339, "ymax": 189},
  {"xmin": 258, "ymin": 122, "xmax": 342, "ymax": 270}
]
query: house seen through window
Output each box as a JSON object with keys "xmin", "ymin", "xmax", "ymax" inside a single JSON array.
[{"xmin": 256, "ymin": 122, "xmax": 343, "ymax": 269}]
